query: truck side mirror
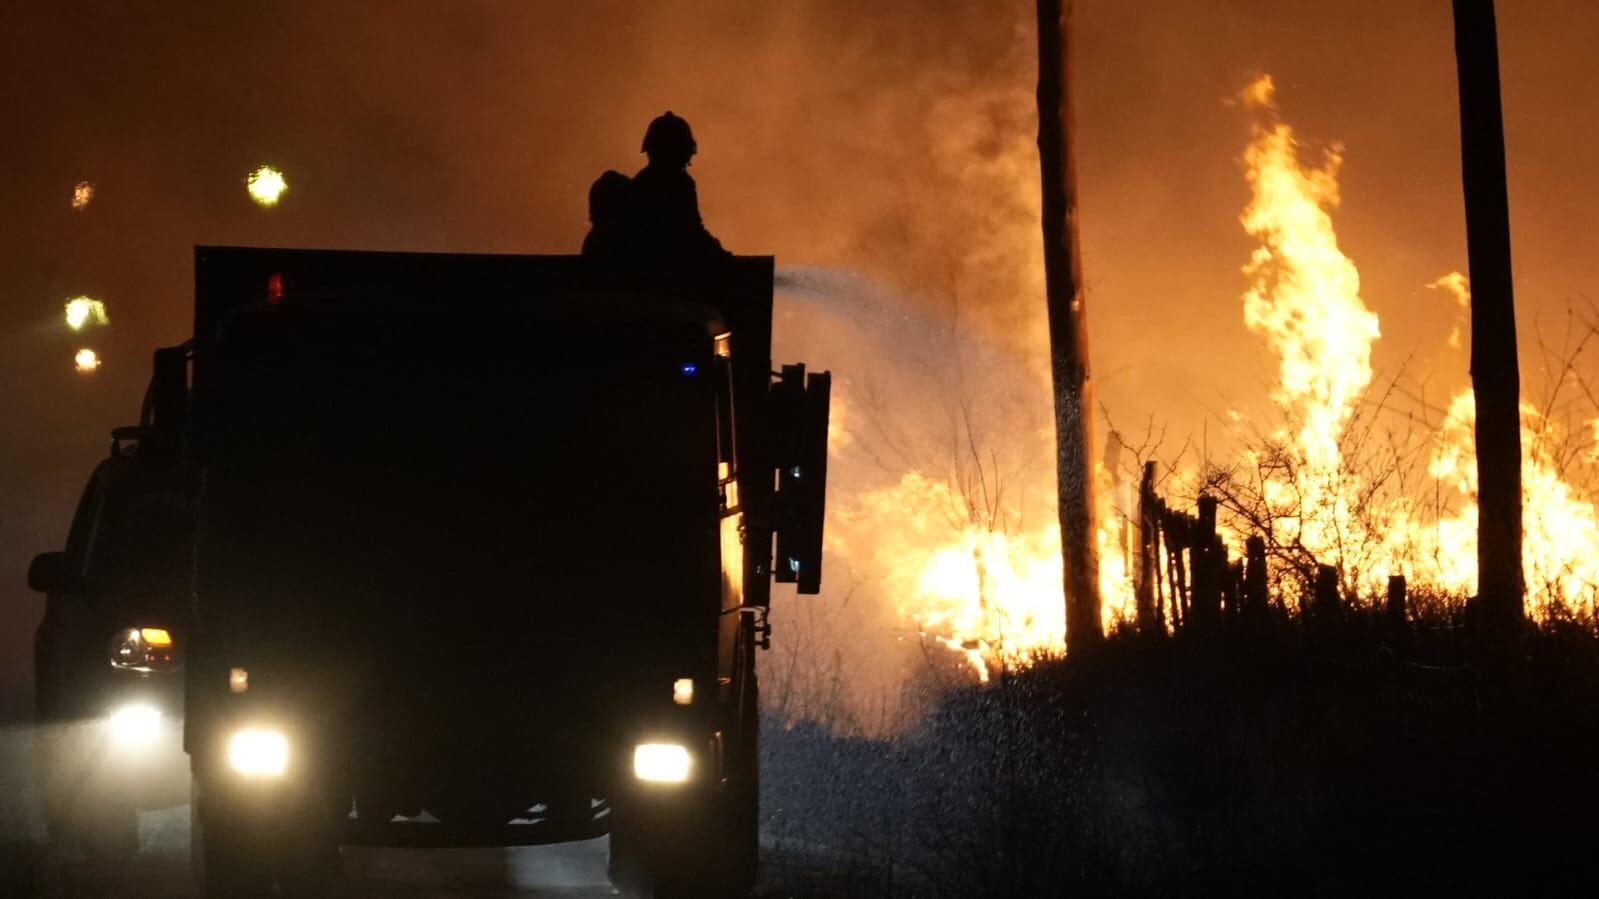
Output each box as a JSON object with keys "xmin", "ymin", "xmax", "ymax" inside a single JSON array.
[
  {"xmin": 28, "ymin": 552, "xmax": 81, "ymax": 595},
  {"xmin": 772, "ymin": 365, "xmax": 831, "ymax": 594}
]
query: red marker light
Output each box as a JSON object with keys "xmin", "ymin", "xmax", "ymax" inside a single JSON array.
[{"xmin": 267, "ymin": 272, "xmax": 285, "ymax": 305}]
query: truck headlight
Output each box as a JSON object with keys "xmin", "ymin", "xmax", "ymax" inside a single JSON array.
[
  {"xmin": 633, "ymin": 743, "xmax": 692, "ymax": 784},
  {"xmin": 228, "ymin": 727, "xmax": 289, "ymax": 778},
  {"xmin": 109, "ymin": 627, "xmax": 178, "ymax": 673}
]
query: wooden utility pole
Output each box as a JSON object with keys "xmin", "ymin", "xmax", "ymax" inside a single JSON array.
[
  {"xmin": 1452, "ymin": 0, "xmax": 1525, "ymax": 624},
  {"xmin": 1036, "ymin": 0, "xmax": 1102, "ymax": 652}
]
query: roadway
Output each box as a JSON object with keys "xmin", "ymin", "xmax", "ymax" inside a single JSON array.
[
  {"xmin": 1, "ymin": 726, "xmax": 622, "ymax": 897},
  {"xmin": 34, "ymin": 814, "xmax": 619, "ymax": 898}
]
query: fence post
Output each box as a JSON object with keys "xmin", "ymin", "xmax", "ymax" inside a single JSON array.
[
  {"xmin": 1386, "ymin": 574, "xmax": 1408, "ymax": 629},
  {"xmin": 1135, "ymin": 461, "xmax": 1159, "ymax": 634},
  {"xmin": 1192, "ymin": 496, "xmax": 1221, "ymax": 627},
  {"xmin": 1165, "ymin": 511, "xmax": 1189, "ymax": 632},
  {"xmin": 1152, "ymin": 498, "xmax": 1168, "ymax": 633},
  {"xmin": 1312, "ymin": 564, "xmax": 1341, "ymax": 620},
  {"xmin": 1244, "ymin": 536, "xmax": 1268, "ymax": 621},
  {"xmin": 1224, "ymin": 557, "xmax": 1244, "ymax": 622}
]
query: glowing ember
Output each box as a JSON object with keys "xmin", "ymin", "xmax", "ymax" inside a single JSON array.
[
  {"xmin": 64, "ymin": 296, "xmax": 109, "ymax": 331},
  {"xmin": 246, "ymin": 165, "xmax": 288, "ymax": 207},
  {"xmin": 71, "ymin": 181, "xmax": 94, "ymax": 211},
  {"xmin": 74, "ymin": 348, "xmax": 100, "ymax": 373}
]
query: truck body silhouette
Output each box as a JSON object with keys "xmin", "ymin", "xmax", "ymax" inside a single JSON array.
[{"xmin": 43, "ymin": 247, "xmax": 830, "ymax": 897}]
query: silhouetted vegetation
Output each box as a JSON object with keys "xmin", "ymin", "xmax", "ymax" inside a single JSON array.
[{"xmin": 762, "ymin": 608, "xmax": 1599, "ymax": 896}]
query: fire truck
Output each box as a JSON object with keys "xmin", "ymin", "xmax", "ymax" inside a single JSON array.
[{"xmin": 83, "ymin": 247, "xmax": 827, "ymax": 897}]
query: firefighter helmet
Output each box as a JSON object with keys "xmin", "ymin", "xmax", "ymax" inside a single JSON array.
[{"xmin": 641, "ymin": 111, "xmax": 697, "ymax": 159}]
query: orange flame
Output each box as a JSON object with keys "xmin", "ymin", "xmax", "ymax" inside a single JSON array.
[
  {"xmin": 850, "ymin": 73, "xmax": 1599, "ymax": 686},
  {"xmin": 1237, "ymin": 74, "xmax": 1382, "ymax": 591},
  {"xmin": 1232, "ymin": 75, "xmax": 1599, "ymax": 616}
]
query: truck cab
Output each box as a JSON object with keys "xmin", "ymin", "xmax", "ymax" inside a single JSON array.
[{"xmin": 173, "ymin": 248, "xmax": 828, "ymax": 897}]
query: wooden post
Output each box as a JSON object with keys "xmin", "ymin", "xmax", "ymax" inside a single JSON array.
[
  {"xmin": 1036, "ymin": 0, "xmax": 1102, "ymax": 653},
  {"xmin": 1244, "ymin": 535, "xmax": 1268, "ymax": 621},
  {"xmin": 1225, "ymin": 558, "xmax": 1245, "ymax": 622},
  {"xmin": 1452, "ymin": 0, "xmax": 1525, "ymax": 625},
  {"xmin": 1152, "ymin": 498, "xmax": 1169, "ymax": 632},
  {"xmin": 1387, "ymin": 574, "xmax": 1408, "ymax": 629},
  {"xmin": 1313, "ymin": 565, "xmax": 1341, "ymax": 620},
  {"xmin": 1192, "ymin": 496, "xmax": 1221, "ymax": 627},
  {"xmin": 1135, "ymin": 461, "xmax": 1159, "ymax": 634},
  {"xmin": 1165, "ymin": 512, "xmax": 1188, "ymax": 632}
]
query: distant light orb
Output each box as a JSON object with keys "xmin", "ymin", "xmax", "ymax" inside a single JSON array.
[
  {"xmin": 74, "ymin": 348, "xmax": 101, "ymax": 373},
  {"xmin": 72, "ymin": 181, "xmax": 94, "ymax": 211},
  {"xmin": 64, "ymin": 296, "xmax": 109, "ymax": 331},
  {"xmin": 246, "ymin": 165, "xmax": 288, "ymax": 207}
]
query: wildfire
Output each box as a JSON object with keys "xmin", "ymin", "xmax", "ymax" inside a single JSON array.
[
  {"xmin": 836, "ymin": 456, "xmax": 1135, "ymax": 682},
  {"xmin": 844, "ymin": 471, "xmax": 1067, "ymax": 683},
  {"xmin": 844, "ymin": 72, "xmax": 1599, "ymax": 686},
  {"xmin": 1236, "ymin": 74, "xmax": 1381, "ymax": 591},
  {"xmin": 246, "ymin": 165, "xmax": 288, "ymax": 207},
  {"xmin": 71, "ymin": 181, "xmax": 94, "ymax": 211},
  {"xmin": 74, "ymin": 348, "xmax": 101, "ymax": 374},
  {"xmin": 1229, "ymin": 75, "xmax": 1599, "ymax": 617},
  {"xmin": 1397, "ymin": 356, "xmax": 1599, "ymax": 616}
]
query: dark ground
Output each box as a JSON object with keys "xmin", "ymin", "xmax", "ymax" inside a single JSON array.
[
  {"xmin": 761, "ymin": 612, "xmax": 1599, "ymax": 897},
  {"xmin": 4, "ymin": 613, "xmax": 1598, "ymax": 897}
]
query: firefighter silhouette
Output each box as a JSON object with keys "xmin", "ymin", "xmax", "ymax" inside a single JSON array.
[
  {"xmin": 580, "ymin": 112, "xmax": 729, "ymax": 267},
  {"xmin": 580, "ymin": 169, "xmax": 632, "ymax": 262}
]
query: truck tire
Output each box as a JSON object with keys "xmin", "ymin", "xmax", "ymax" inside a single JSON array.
[
  {"xmin": 605, "ymin": 813, "xmax": 653, "ymax": 898},
  {"xmin": 608, "ymin": 799, "xmax": 709, "ymax": 899},
  {"xmin": 191, "ymin": 791, "xmax": 270, "ymax": 899},
  {"xmin": 611, "ymin": 626, "xmax": 761, "ymax": 898},
  {"xmin": 723, "ymin": 761, "xmax": 759, "ymax": 896},
  {"xmin": 607, "ymin": 792, "xmax": 750, "ymax": 899},
  {"xmin": 727, "ymin": 626, "xmax": 761, "ymax": 894},
  {"xmin": 191, "ymin": 777, "xmax": 338, "ymax": 898}
]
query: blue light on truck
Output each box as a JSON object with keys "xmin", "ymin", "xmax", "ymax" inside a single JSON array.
[{"xmin": 680, "ymin": 363, "xmax": 699, "ymax": 375}]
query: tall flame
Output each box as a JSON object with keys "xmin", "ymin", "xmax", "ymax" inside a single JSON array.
[{"xmin": 1237, "ymin": 74, "xmax": 1382, "ymax": 586}]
